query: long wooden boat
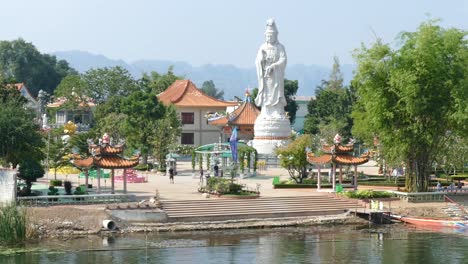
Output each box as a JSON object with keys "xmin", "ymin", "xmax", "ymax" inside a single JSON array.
[{"xmin": 391, "ymin": 215, "xmax": 468, "ymax": 228}]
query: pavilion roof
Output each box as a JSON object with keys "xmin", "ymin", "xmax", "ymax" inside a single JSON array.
[
  {"xmin": 158, "ymin": 80, "xmax": 238, "ymax": 107},
  {"xmin": 72, "ymin": 155, "xmax": 139, "ymax": 169},
  {"xmin": 47, "ymin": 96, "xmax": 96, "ymax": 108},
  {"xmin": 89, "ymin": 144, "xmax": 124, "ymax": 155},
  {"xmin": 209, "ymin": 98, "xmax": 260, "ymax": 126},
  {"xmin": 321, "ymin": 144, "xmax": 354, "ymax": 154},
  {"xmin": 307, "ymin": 151, "xmax": 369, "ymax": 166}
]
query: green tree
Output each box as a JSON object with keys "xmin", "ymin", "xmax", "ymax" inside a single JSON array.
[
  {"xmin": 303, "ymin": 57, "xmax": 355, "ymax": 138},
  {"xmin": 276, "ymin": 135, "xmax": 313, "ymax": 183},
  {"xmin": 352, "ymin": 20, "xmax": 467, "ymax": 192},
  {"xmin": 17, "ymin": 158, "xmax": 45, "ymax": 196},
  {"xmin": 82, "ymin": 66, "xmax": 137, "ymax": 104},
  {"xmin": 47, "ymin": 129, "xmax": 72, "ymax": 179},
  {"xmin": 201, "ymin": 80, "xmax": 224, "ymax": 99},
  {"xmin": 0, "ymin": 86, "xmax": 44, "ymax": 167},
  {"xmin": 146, "ymin": 67, "xmax": 183, "ymax": 94},
  {"xmin": 284, "ymin": 79, "xmax": 299, "ymax": 124},
  {"xmin": 151, "ymin": 105, "xmax": 181, "ymax": 169},
  {"xmin": 0, "ymin": 38, "xmax": 76, "ymax": 96}
]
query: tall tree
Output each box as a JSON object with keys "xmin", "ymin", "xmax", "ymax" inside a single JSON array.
[
  {"xmin": 82, "ymin": 66, "xmax": 137, "ymax": 104},
  {"xmin": 0, "ymin": 38, "xmax": 76, "ymax": 96},
  {"xmin": 352, "ymin": 20, "xmax": 467, "ymax": 192},
  {"xmin": 276, "ymin": 135, "xmax": 314, "ymax": 183},
  {"xmin": 0, "ymin": 84, "xmax": 44, "ymax": 167},
  {"xmin": 146, "ymin": 67, "xmax": 183, "ymax": 94},
  {"xmin": 303, "ymin": 57, "xmax": 354, "ymax": 138},
  {"xmin": 284, "ymin": 79, "xmax": 299, "ymax": 124},
  {"xmin": 201, "ymin": 80, "xmax": 224, "ymax": 99},
  {"xmin": 151, "ymin": 105, "xmax": 182, "ymax": 169}
]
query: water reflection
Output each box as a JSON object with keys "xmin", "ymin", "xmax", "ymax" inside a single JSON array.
[{"xmin": 2, "ymin": 224, "xmax": 468, "ymax": 264}]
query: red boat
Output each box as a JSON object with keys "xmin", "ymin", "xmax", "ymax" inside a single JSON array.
[{"xmin": 391, "ymin": 215, "xmax": 468, "ymax": 228}]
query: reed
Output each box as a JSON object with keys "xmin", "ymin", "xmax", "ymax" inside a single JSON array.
[{"xmin": 0, "ymin": 203, "xmax": 31, "ymax": 246}]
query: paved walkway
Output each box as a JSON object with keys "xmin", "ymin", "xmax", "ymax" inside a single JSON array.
[{"xmin": 39, "ymin": 160, "xmax": 383, "ymax": 200}]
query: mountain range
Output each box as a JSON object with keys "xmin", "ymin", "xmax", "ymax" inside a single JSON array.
[{"xmin": 53, "ymin": 50, "xmax": 355, "ymax": 100}]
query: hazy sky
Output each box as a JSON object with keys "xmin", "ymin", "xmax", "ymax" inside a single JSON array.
[{"xmin": 1, "ymin": 0, "xmax": 466, "ymax": 68}]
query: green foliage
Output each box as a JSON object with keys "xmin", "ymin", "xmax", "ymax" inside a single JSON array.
[
  {"xmin": 73, "ymin": 186, "xmax": 86, "ymax": 195},
  {"xmin": 145, "ymin": 67, "xmax": 183, "ymax": 94},
  {"xmin": 47, "ymin": 186, "xmax": 59, "ymax": 196},
  {"xmin": 304, "ymin": 57, "xmax": 355, "ymax": 137},
  {"xmin": 201, "ymin": 80, "xmax": 224, "ymax": 99},
  {"xmin": 284, "ymin": 79, "xmax": 299, "ymax": 124},
  {"xmin": 0, "ymin": 86, "xmax": 44, "ymax": 167},
  {"xmin": 64, "ymin": 181, "xmax": 72, "ymax": 195},
  {"xmin": 134, "ymin": 163, "xmax": 153, "ymax": 171},
  {"xmin": 0, "ymin": 39, "xmax": 76, "ymax": 96},
  {"xmin": 343, "ymin": 190, "xmax": 393, "ymax": 199},
  {"xmin": 191, "ymin": 150, "xmax": 196, "ymax": 170},
  {"xmin": 276, "ymin": 135, "xmax": 314, "ymax": 183},
  {"xmin": 352, "ymin": 20, "xmax": 468, "ymax": 192},
  {"xmin": 17, "ymin": 158, "xmax": 45, "ymax": 196},
  {"xmin": 82, "ymin": 66, "xmax": 137, "ymax": 104},
  {"xmin": 151, "ymin": 104, "xmax": 182, "ymax": 167},
  {"xmin": 238, "ymin": 145, "xmax": 257, "ymax": 171},
  {"xmin": 0, "ymin": 204, "xmax": 29, "ymax": 246},
  {"xmin": 53, "ymin": 74, "xmax": 91, "ymax": 111},
  {"xmin": 49, "ymin": 180, "xmax": 63, "ymax": 187},
  {"xmin": 203, "ymin": 177, "xmax": 244, "ymax": 194}
]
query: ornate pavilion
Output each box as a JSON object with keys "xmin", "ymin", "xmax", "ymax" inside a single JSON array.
[
  {"xmin": 208, "ymin": 91, "xmax": 260, "ymax": 141},
  {"xmin": 73, "ymin": 134, "xmax": 139, "ymax": 194},
  {"xmin": 307, "ymin": 134, "xmax": 369, "ymax": 191}
]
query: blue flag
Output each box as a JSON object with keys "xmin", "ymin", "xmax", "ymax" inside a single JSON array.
[{"xmin": 230, "ymin": 127, "xmax": 238, "ymax": 162}]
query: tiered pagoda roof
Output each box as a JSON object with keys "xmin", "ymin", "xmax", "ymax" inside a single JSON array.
[
  {"xmin": 73, "ymin": 134, "xmax": 139, "ymax": 169},
  {"xmin": 209, "ymin": 96, "xmax": 260, "ymax": 126},
  {"xmin": 307, "ymin": 135, "xmax": 369, "ymax": 166},
  {"xmin": 158, "ymin": 80, "xmax": 238, "ymax": 107}
]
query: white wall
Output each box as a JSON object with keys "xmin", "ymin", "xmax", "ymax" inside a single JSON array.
[
  {"xmin": 0, "ymin": 169, "xmax": 17, "ymax": 205},
  {"xmin": 178, "ymin": 106, "xmax": 226, "ymax": 146}
]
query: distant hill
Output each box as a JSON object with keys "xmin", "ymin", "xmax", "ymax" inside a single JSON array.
[{"xmin": 53, "ymin": 50, "xmax": 355, "ymax": 100}]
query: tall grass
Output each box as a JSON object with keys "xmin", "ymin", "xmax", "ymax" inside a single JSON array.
[{"xmin": 0, "ymin": 203, "xmax": 31, "ymax": 246}]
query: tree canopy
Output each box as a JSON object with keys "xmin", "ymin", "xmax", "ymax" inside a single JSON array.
[
  {"xmin": 352, "ymin": 20, "xmax": 467, "ymax": 192},
  {"xmin": 303, "ymin": 57, "xmax": 354, "ymax": 139},
  {"xmin": 0, "ymin": 38, "xmax": 76, "ymax": 96},
  {"xmin": 201, "ymin": 80, "xmax": 224, "ymax": 99}
]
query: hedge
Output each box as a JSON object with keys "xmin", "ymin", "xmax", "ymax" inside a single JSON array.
[{"xmin": 49, "ymin": 180, "xmax": 63, "ymax": 187}]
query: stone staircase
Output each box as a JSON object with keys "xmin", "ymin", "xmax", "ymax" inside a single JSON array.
[{"xmin": 161, "ymin": 196, "xmax": 363, "ymax": 222}]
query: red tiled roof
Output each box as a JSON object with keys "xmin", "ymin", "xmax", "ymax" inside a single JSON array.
[
  {"xmin": 226, "ymin": 100, "xmax": 260, "ymax": 125},
  {"xmin": 307, "ymin": 153, "xmax": 332, "ymax": 164},
  {"xmin": 73, "ymin": 157, "xmax": 93, "ymax": 168},
  {"xmin": 94, "ymin": 156, "xmax": 139, "ymax": 169},
  {"xmin": 90, "ymin": 145, "xmax": 124, "ymax": 155},
  {"xmin": 7, "ymin": 83, "xmax": 36, "ymax": 99},
  {"xmin": 209, "ymin": 116, "xmax": 229, "ymax": 126},
  {"xmin": 322, "ymin": 144, "xmax": 354, "ymax": 154},
  {"xmin": 47, "ymin": 96, "xmax": 96, "ymax": 108},
  {"xmin": 332, "ymin": 155, "xmax": 369, "ymax": 165},
  {"xmin": 158, "ymin": 80, "xmax": 238, "ymax": 107},
  {"xmin": 307, "ymin": 152, "xmax": 369, "ymax": 165}
]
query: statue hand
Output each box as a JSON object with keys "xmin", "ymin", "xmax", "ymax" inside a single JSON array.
[{"xmin": 265, "ymin": 66, "xmax": 273, "ymax": 76}]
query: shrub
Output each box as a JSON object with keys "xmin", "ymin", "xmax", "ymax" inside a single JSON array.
[
  {"xmin": 47, "ymin": 186, "xmax": 59, "ymax": 196},
  {"xmin": 204, "ymin": 178, "xmax": 246, "ymax": 195},
  {"xmin": 73, "ymin": 186, "xmax": 86, "ymax": 195},
  {"xmin": 64, "ymin": 181, "xmax": 72, "ymax": 195},
  {"xmin": 343, "ymin": 190, "xmax": 393, "ymax": 199},
  {"xmin": 134, "ymin": 164, "xmax": 153, "ymax": 171},
  {"xmin": 49, "ymin": 179, "xmax": 63, "ymax": 187}
]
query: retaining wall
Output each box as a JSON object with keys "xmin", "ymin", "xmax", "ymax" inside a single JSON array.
[{"xmin": 0, "ymin": 169, "xmax": 16, "ymax": 205}]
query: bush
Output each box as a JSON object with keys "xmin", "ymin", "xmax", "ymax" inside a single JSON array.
[
  {"xmin": 49, "ymin": 179, "xmax": 63, "ymax": 187},
  {"xmin": 47, "ymin": 186, "xmax": 59, "ymax": 196},
  {"xmin": 343, "ymin": 190, "xmax": 393, "ymax": 199},
  {"xmin": 204, "ymin": 178, "xmax": 246, "ymax": 195},
  {"xmin": 73, "ymin": 186, "xmax": 86, "ymax": 195},
  {"xmin": 64, "ymin": 181, "xmax": 72, "ymax": 195},
  {"xmin": 134, "ymin": 163, "xmax": 153, "ymax": 171},
  {"xmin": 451, "ymin": 175, "xmax": 468, "ymax": 181}
]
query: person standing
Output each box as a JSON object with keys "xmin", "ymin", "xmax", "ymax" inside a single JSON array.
[
  {"xmin": 169, "ymin": 167, "xmax": 174, "ymax": 184},
  {"xmin": 200, "ymin": 168, "xmax": 204, "ymax": 184}
]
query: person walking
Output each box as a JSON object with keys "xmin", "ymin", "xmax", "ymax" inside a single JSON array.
[
  {"xmin": 169, "ymin": 167, "xmax": 174, "ymax": 184},
  {"xmin": 200, "ymin": 169, "xmax": 204, "ymax": 184}
]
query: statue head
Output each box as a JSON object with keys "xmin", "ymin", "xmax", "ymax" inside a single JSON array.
[
  {"xmin": 264, "ymin": 18, "xmax": 278, "ymax": 44},
  {"xmin": 102, "ymin": 133, "xmax": 110, "ymax": 144}
]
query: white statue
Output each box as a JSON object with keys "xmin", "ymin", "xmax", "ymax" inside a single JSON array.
[
  {"xmin": 42, "ymin": 114, "xmax": 49, "ymax": 129},
  {"xmin": 255, "ymin": 18, "xmax": 287, "ymax": 117}
]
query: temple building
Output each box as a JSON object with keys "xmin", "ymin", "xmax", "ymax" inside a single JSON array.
[
  {"xmin": 72, "ymin": 133, "xmax": 139, "ymax": 194},
  {"xmin": 158, "ymin": 80, "xmax": 238, "ymax": 146},
  {"xmin": 307, "ymin": 134, "xmax": 369, "ymax": 191},
  {"xmin": 208, "ymin": 91, "xmax": 260, "ymax": 142},
  {"xmin": 47, "ymin": 95, "xmax": 95, "ymax": 132}
]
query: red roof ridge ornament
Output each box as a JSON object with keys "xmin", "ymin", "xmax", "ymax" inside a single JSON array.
[{"xmin": 333, "ymin": 134, "xmax": 342, "ymax": 144}]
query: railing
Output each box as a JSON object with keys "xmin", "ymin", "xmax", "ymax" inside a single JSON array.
[
  {"xmin": 17, "ymin": 193, "xmax": 136, "ymax": 206},
  {"xmin": 392, "ymin": 191, "xmax": 445, "ymax": 202}
]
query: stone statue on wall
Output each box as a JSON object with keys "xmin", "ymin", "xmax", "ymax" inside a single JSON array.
[{"xmin": 254, "ymin": 18, "xmax": 287, "ymax": 117}]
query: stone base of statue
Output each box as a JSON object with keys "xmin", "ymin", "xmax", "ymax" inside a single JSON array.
[{"xmin": 252, "ymin": 111, "xmax": 291, "ymax": 155}]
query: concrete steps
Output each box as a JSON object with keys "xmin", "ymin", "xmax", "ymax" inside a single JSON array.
[{"xmin": 161, "ymin": 196, "xmax": 362, "ymax": 222}]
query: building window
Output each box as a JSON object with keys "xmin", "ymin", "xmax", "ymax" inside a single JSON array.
[
  {"xmin": 181, "ymin": 133, "xmax": 194, "ymax": 145},
  {"xmin": 57, "ymin": 111, "xmax": 65, "ymax": 123},
  {"xmin": 181, "ymin": 112, "xmax": 194, "ymax": 124},
  {"xmin": 66, "ymin": 111, "xmax": 73, "ymax": 122}
]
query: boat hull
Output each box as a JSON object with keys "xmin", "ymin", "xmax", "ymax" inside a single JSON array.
[{"xmin": 392, "ymin": 215, "xmax": 468, "ymax": 228}]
